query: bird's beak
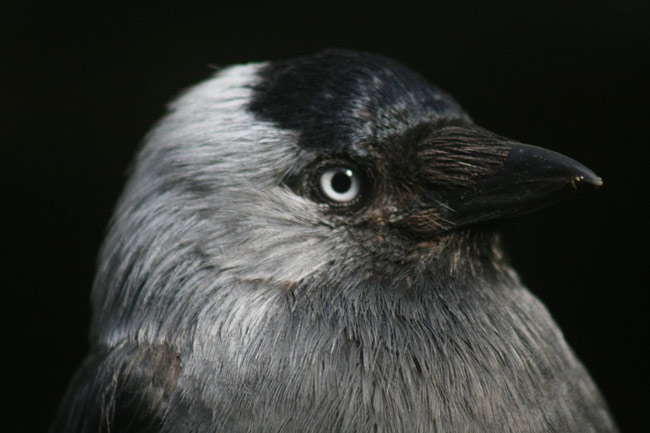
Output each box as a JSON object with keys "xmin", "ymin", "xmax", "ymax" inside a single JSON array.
[
  {"xmin": 398, "ymin": 126, "xmax": 602, "ymax": 235},
  {"xmin": 443, "ymin": 141, "xmax": 602, "ymax": 227}
]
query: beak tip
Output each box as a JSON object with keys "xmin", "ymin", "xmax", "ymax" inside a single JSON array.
[{"xmin": 572, "ymin": 172, "xmax": 603, "ymax": 190}]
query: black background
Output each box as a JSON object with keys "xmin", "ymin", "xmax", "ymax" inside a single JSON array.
[{"xmin": 3, "ymin": 2, "xmax": 648, "ymax": 432}]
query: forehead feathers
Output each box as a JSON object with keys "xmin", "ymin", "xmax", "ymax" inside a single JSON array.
[{"xmin": 249, "ymin": 49, "xmax": 470, "ymax": 156}]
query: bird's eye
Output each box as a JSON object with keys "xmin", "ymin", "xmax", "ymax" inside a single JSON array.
[{"xmin": 318, "ymin": 167, "xmax": 362, "ymax": 204}]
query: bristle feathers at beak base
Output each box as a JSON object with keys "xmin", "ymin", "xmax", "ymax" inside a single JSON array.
[{"xmin": 391, "ymin": 126, "xmax": 602, "ymax": 237}]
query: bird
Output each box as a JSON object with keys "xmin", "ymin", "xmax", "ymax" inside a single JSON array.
[{"xmin": 51, "ymin": 49, "xmax": 618, "ymax": 432}]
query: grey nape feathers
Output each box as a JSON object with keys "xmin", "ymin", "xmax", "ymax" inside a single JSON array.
[{"xmin": 51, "ymin": 50, "xmax": 617, "ymax": 433}]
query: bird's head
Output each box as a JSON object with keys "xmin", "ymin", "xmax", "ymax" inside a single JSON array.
[{"xmin": 93, "ymin": 50, "xmax": 600, "ymax": 340}]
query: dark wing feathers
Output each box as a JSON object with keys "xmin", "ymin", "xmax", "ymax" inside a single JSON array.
[{"xmin": 50, "ymin": 342, "xmax": 181, "ymax": 433}]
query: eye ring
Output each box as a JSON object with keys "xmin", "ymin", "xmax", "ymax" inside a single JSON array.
[{"xmin": 318, "ymin": 167, "xmax": 362, "ymax": 204}]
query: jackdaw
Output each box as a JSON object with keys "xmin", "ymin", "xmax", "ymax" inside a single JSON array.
[{"xmin": 51, "ymin": 50, "xmax": 618, "ymax": 432}]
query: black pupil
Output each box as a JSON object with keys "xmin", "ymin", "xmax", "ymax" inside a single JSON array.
[{"xmin": 331, "ymin": 171, "xmax": 352, "ymax": 193}]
